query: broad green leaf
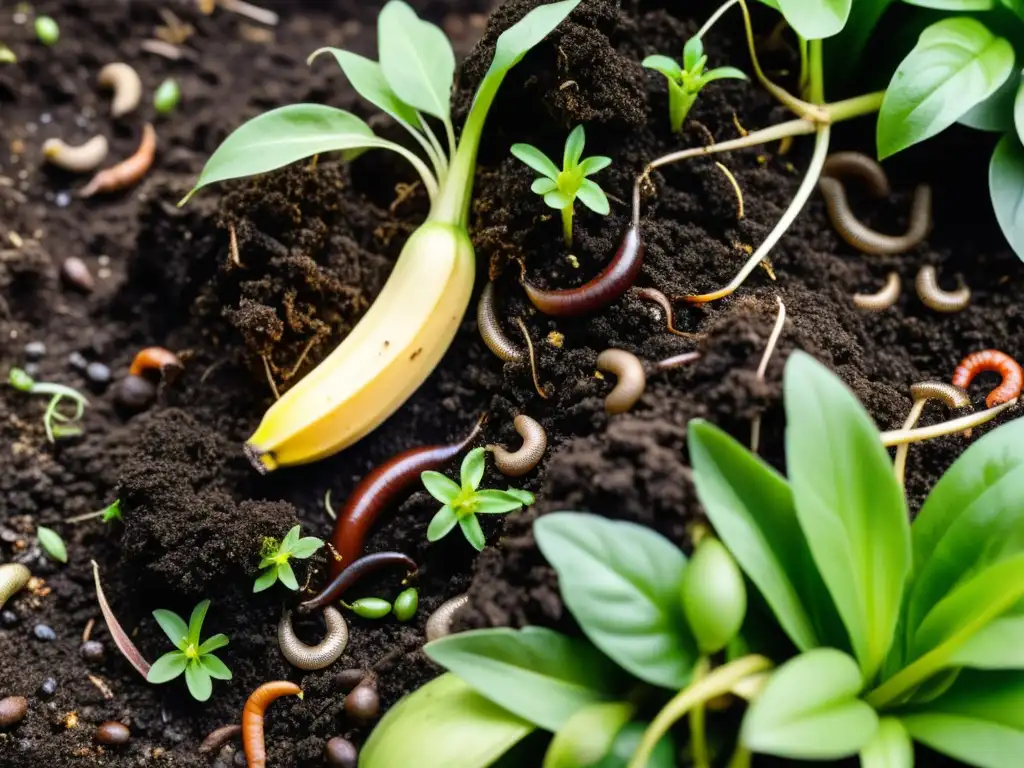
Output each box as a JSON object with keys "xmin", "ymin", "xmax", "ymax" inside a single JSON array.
[
  {"xmin": 481, "ymin": 0, "xmax": 580, "ymax": 95},
  {"xmin": 877, "ymin": 18, "xmax": 1015, "ymax": 158},
  {"xmin": 425, "ymin": 626, "xmax": 625, "ymax": 731},
  {"xmin": 951, "ymin": 616, "xmax": 1024, "ymax": 668},
  {"xmin": 577, "ymin": 180, "xmax": 609, "ymax": 215},
  {"xmin": 252, "ymin": 567, "xmax": 278, "ymax": 593},
  {"xmin": 580, "ymin": 156, "xmax": 611, "ymax": 176},
  {"xmin": 36, "ymin": 526, "xmax": 67, "ymax": 564},
  {"xmin": 641, "ymin": 55, "xmax": 682, "ymax": 80},
  {"xmin": 152, "ymin": 609, "xmax": 189, "ymax": 650},
  {"xmin": 913, "ymin": 669, "xmax": 1024, "ymax": 728},
  {"xmin": 563, "ymin": 126, "xmax": 585, "ymax": 169},
  {"xmin": 825, "ymin": 0, "xmax": 895, "ymax": 82},
  {"xmin": 474, "ymin": 490, "xmax": 529, "ymax": 514},
  {"xmin": 459, "ymin": 515, "xmax": 487, "ymax": 551},
  {"xmin": 422, "ymin": 470, "xmax": 461, "ymax": 504},
  {"xmin": 198, "ymin": 633, "xmax": 230, "ymax": 655},
  {"xmin": 147, "ymin": 651, "xmax": 187, "ymax": 683},
  {"xmin": 307, "ymin": 48, "xmax": 421, "ymax": 130},
  {"xmin": 904, "ymin": 0, "xmax": 993, "ymax": 6},
  {"xmin": 361, "ymin": 673, "xmax": 534, "ymax": 768},
  {"xmin": 461, "ymin": 447, "xmax": 487, "ymax": 490},
  {"xmin": 776, "ymin": 0, "xmax": 852, "ymax": 40},
  {"xmin": 534, "ymin": 512, "xmax": 697, "ymax": 689},
  {"xmin": 200, "ymin": 654, "xmax": 232, "ymax": 681},
  {"xmin": 377, "ymin": 1, "xmax": 454, "ymax": 122},
  {"xmin": 281, "ymin": 525, "xmax": 301, "ymax": 551},
  {"xmin": 185, "ymin": 663, "xmax": 213, "ymax": 701},
  {"xmin": 958, "ymin": 69, "xmax": 1017, "ymax": 131},
  {"xmin": 511, "ymin": 144, "xmax": 560, "ymax": 180},
  {"xmin": 741, "ymin": 649, "xmax": 878, "ymax": 759},
  {"xmin": 1014, "ymin": 74, "xmax": 1024, "ymax": 141},
  {"xmin": 277, "ymin": 560, "xmax": 299, "ymax": 591},
  {"xmin": 289, "ymin": 536, "xmax": 323, "ymax": 559},
  {"xmin": 989, "ymin": 132, "xmax": 1024, "ymax": 259},
  {"xmin": 784, "ymin": 351, "xmax": 910, "ymax": 680},
  {"xmin": 504, "ymin": 488, "xmax": 535, "ymax": 505},
  {"xmin": 591, "ymin": 722, "xmax": 676, "ymax": 768},
  {"xmin": 860, "ymin": 717, "xmax": 913, "ymax": 768},
  {"xmin": 532, "ymin": 178, "xmax": 558, "ymax": 195},
  {"xmin": 542, "ymin": 702, "xmax": 633, "ymax": 768},
  {"xmin": 545, "ymin": 190, "xmax": 572, "ymax": 210},
  {"xmin": 427, "ymin": 505, "xmax": 458, "ymax": 541},
  {"xmin": 188, "ymin": 599, "xmax": 210, "ymax": 646},
  {"xmin": 688, "ymin": 420, "xmax": 838, "ymax": 653},
  {"xmin": 683, "ymin": 37, "xmax": 703, "ymax": 70},
  {"xmin": 699, "ymin": 67, "xmax": 749, "ymax": 85}
]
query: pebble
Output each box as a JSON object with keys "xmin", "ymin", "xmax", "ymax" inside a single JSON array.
[
  {"xmin": 85, "ymin": 361, "xmax": 112, "ymax": 387},
  {"xmin": 22, "ymin": 362, "xmax": 39, "ymax": 378},
  {"xmin": 68, "ymin": 351, "xmax": 88, "ymax": 371},
  {"xmin": 1, "ymin": 610, "xmax": 18, "ymax": 628},
  {"xmin": 60, "ymin": 257, "xmax": 94, "ymax": 292},
  {"xmin": 0, "ymin": 696, "xmax": 28, "ymax": 728},
  {"xmin": 37, "ymin": 678, "xmax": 57, "ymax": 700},
  {"xmin": 343, "ymin": 681, "xmax": 380, "ymax": 724},
  {"xmin": 333, "ymin": 669, "xmax": 366, "ymax": 693},
  {"xmin": 324, "ymin": 737, "xmax": 358, "ymax": 767},
  {"xmin": 113, "ymin": 374, "xmax": 156, "ymax": 413},
  {"xmin": 80, "ymin": 640, "xmax": 105, "ymax": 663},
  {"xmin": 32, "ymin": 624, "xmax": 56, "ymax": 642},
  {"xmin": 95, "ymin": 721, "xmax": 130, "ymax": 746},
  {"xmin": 233, "ymin": 750, "xmax": 247, "ymax": 766},
  {"xmin": 55, "ymin": 191, "xmax": 71, "ymax": 208},
  {"xmin": 23, "ymin": 341, "xmax": 46, "ymax": 360}
]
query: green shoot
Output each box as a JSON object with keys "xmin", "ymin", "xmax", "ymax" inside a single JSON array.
[
  {"xmin": 146, "ymin": 599, "xmax": 231, "ymax": 702},
  {"xmin": 37, "ymin": 526, "xmax": 68, "ymax": 564},
  {"xmin": 8, "ymin": 368, "xmax": 89, "ymax": 443},
  {"xmin": 511, "ymin": 125, "xmax": 611, "ymax": 247},
  {"xmin": 643, "ymin": 36, "xmax": 747, "ymax": 133},
  {"xmin": 254, "ymin": 525, "xmax": 323, "ymax": 593},
  {"xmin": 422, "ymin": 447, "xmax": 534, "ymax": 551},
  {"xmin": 67, "ymin": 499, "xmax": 122, "ymax": 525}
]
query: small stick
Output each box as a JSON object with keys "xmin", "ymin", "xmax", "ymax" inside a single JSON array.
[
  {"xmin": 87, "ymin": 674, "xmax": 114, "ymax": 700},
  {"xmin": 515, "ymin": 317, "xmax": 548, "ymax": 399},
  {"xmin": 228, "ymin": 223, "xmax": 243, "ymax": 268},
  {"xmin": 750, "ymin": 296, "xmax": 786, "ymax": 453},
  {"xmin": 880, "ymin": 399, "xmax": 1017, "ymax": 447},
  {"xmin": 90, "ymin": 560, "xmax": 151, "ymax": 679},
  {"xmin": 714, "ymin": 162, "xmax": 745, "ymax": 219},
  {"xmin": 261, "ymin": 355, "xmax": 280, "ymax": 400},
  {"xmin": 285, "ymin": 336, "xmax": 318, "ymax": 380},
  {"xmin": 220, "ymin": 0, "xmax": 279, "ymax": 26},
  {"xmin": 82, "ymin": 617, "xmax": 95, "ymax": 643},
  {"xmin": 324, "ymin": 489, "xmax": 337, "ymax": 520}
]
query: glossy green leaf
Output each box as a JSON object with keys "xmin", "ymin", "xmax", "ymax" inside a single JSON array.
[
  {"xmin": 951, "ymin": 616, "xmax": 1024, "ymax": 668},
  {"xmin": 681, "ymin": 537, "xmax": 746, "ymax": 655},
  {"xmin": 425, "ymin": 626, "xmax": 624, "ymax": 731},
  {"xmin": 200, "ymin": 654, "xmax": 232, "ymax": 681},
  {"xmin": 377, "ymin": 1, "xmax": 454, "ymax": 122},
  {"xmin": 361, "ymin": 673, "xmax": 534, "ymax": 768},
  {"xmin": 252, "ymin": 567, "xmax": 278, "ymax": 593},
  {"xmin": 563, "ymin": 126, "xmax": 585, "ymax": 169},
  {"xmin": 776, "ymin": 0, "xmax": 851, "ymax": 40},
  {"xmin": 187, "ymin": 599, "xmax": 210, "ymax": 646},
  {"xmin": 474, "ymin": 490, "xmax": 529, "ymax": 514},
  {"xmin": 591, "ymin": 722, "xmax": 676, "ymax": 768},
  {"xmin": 461, "ymin": 447, "xmax": 487, "ymax": 490},
  {"xmin": 281, "ymin": 525, "xmax": 301, "ymax": 551},
  {"xmin": 542, "ymin": 702, "xmax": 633, "ymax": 768},
  {"xmin": 545, "ymin": 190, "xmax": 572, "ymax": 209},
  {"xmin": 532, "ymin": 178, "xmax": 558, "ymax": 195},
  {"xmin": 1013, "ymin": 75, "xmax": 1024, "ymax": 143},
  {"xmin": 577, "ymin": 180, "xmax": 609, "ymax": 215},
  {"xmin": 427, "ymin": 505, "xmax": 458, "ymax": 541},
  {"xmin": 741, "ymin": 649, "xmax": 878, "ymax": 759},
  {"xmin": 641, "ymin": 54, "xmax": 682, "ymax": 80},
  {"xmin": 289, "ymin": 536, "xmax": 323, "ymax": 559},
  {"xmin": 511, "ymin": 143, "xmax": 560, "ymax": 180},
  {"xmin": 147, "ymin": 651, "xmax": 187, "ymax": 683},
  {"xmin": 308, "ymin": 48, "xmax": 421, "ymax": 130},
  {"xmin": 37, "ymin": 526, "xmax": 67, "ymax": 564},
  {"xmin": 459, "ymin": 515, "xmax": 487, "ymax": 551},
  {"xmin": 504, "ymin": 488, "xmax": 535, "ymax": 505},
  {"xmin": 958, "ymin": 69, "xmax": 1017, "ymax": 132},
  {"xmin": 878, "ymin": 18, "xmax": 1014, "ymax": 158},
  {"xmin": 699, "ymin": 66, "xmax": 749, "ymax": 85},
  {"xmin": 859, "ymin": 717, "xmax": 913, "ymax": 768},
  {"xmin": 185, "ymin": 662, "xmax": 213, "ymax": 701},
  {"xmin": 198, "ymin": 633, "xmax": 230, "ymax": 655},
  {"xmin": 904, "ymin": 0, "xmax": 992, "ymax": 7},
  {"xmin": 580, "ymin": 156, "xmax": 611, "ymax": 177},
  {"xmin": 422, "ymin": 471, "xmax": 461, "ymax": 504},
  {"xmin": 534, "ymin": 512, "xmax": 697, "ymax": 689},
  {"xmin": 784, "ymin": 351, "xmax": 910, "ymax": 680},
  {"xmin": 989, "ymin": 132, "xmax": 1024, "ymax": 259},
  {"xmin": 152, "ymin": 609, "xmax": 189, "ymax": 650},
  {"xmin": 277, "ymin": 560, "xmax": 299, "ymax": 591}
]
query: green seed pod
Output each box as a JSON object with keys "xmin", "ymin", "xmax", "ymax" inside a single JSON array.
[
  {"xmin": 680, "ymin": 537, "xmax": 746, "ymax": 655},
  {"xmin": 35, "ymin": 16, "xmax": 59, "ymax": 46},
  {"xmin": 393, "ymin": 588, "xmax": 419, "ymax": 622},
  {"xmin": 153, "ymin": 78, "xmax": 181, "ymax": 115},
  {"xmin": 347, "ymin": 598, "xmax": 392, "ymax": 620}
]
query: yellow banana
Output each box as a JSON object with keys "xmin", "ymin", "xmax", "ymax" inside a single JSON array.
[{"xmin": 244, "ymin": 222, "xmax": 475, "ymax": 472}]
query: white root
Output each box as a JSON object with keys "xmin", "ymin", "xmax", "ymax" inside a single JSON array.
[
  {"xmin": 98, "ymin": 63, "xmax": 143, "ymax": 118},
  {"xmin": 42, "ymin": 136, "xmax": 109, "ymax": 173}
]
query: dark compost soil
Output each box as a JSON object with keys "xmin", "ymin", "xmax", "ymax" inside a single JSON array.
[{"xmin": 1, "ymin": 0, "xmax": 1019, "ymax": 765}]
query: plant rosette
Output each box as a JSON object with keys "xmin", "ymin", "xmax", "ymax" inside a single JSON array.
[
  {"xmin": 146, "ymin": 599, "xmax": 231, "ymax": 702},
  {"xmin": 254, "ymin": 524, "xmax": 323, "ymax": 593}
]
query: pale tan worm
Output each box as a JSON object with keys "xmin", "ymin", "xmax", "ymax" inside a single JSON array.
[
  {"xmin": 425, "ymin": 593, "xmax": 470, "ymax": 642},
  {"xmin": 915, "ymin": 266, "xmax": 970, "ymax": 313},
  {"xmin": 98, "ymin": 63, "xmax": 143, "ymax": 118},
  {"xmin": 596, "ymin": 349, "xmax": 646, "ymax": 414},
  {"xmin": 278, "ymin": 607, "xmax": 349, "ymax": 670},
  {"xmin": 0, "ymin": 564, "xmax": 30, "ymax": 611},
  {"xmin": 853, "ymin": 272, "xmax": 901, "ymax": 311},
  {"xmin": 822, "ymin": 152, "xmax": 891, "ymax": 197},
  {"xmin": 42, "ymin": 136, "xmax": 109, "ymax": 172},
  {"xmin": 477, "ymin": 282, "xmax": 524, "ymax": 363},
  {"xmin": 488, "ymin": 414, "xmax": 546, "ymax": 477}
]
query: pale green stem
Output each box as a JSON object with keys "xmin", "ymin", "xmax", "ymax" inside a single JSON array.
[
  {"xmin": 384, "ymin": 140, "xmax": 440, "ymax": 201},
  {"xmin": 881, "ymin": 399, "xmax": 1017, "ymax": 447},
  {"xmin": 561, "ymin": 206, "xmax": 573, "ymax": 247},
  {"xmin": 727, "ymin": 744, "xmax": 753, "ymax": 768},
  {"xmin": 893, "ymin": 398, "xmax": 926, "ymax": 487},
  {"xmin": 697, "ymin": 0, "xmax": 739, "ymax": 39},
  {"xmin": 405, "ymin": 118, "xmax": 448, "ymax": 187},
  {"xmin": 66, "ymin": 509, "xmax": 107, "ymax": 523},
  {"xmin": 419, "ymin": 116, "xmax": 450, "ymax": 179},
  {"xmin": 444, "ymin": 117, "xmax": 458, "ymax": 162},
  {"xmin": 689, "ymin": 657, "xmax": 712, "ymax": 768}
]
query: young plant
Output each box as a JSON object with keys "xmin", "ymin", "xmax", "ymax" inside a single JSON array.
[
  {"xmin": 511, "ymin": 125, "xmax": 611, "ymax": 247},
  {"xmin": 67, "ymin": 499, "xmax": 123, "ymax": 525},
  {"xmin": 179, "ymin": 0, "xmax": 581, "ymax": 473},
  {"xmin": 642, "ymin": 36, "xmax": 747, "ymax": 133},
  {"xmin": 147, "ymin": 599, "xmax": 231, "ymax": 702},
  {"xmin": 37, "ymin": 526, "xmax": 67, "ymax": 564},
  {"xmin": 254, "ymin": 524, "xmax": 323, "ymax": 593},
  {"xmin": 421, "ymin": 447, "xmax": 534, "ymax": 551},
  {"xmin": 8, "ymin": 367, "xmax": 88, "ymax": 443}
]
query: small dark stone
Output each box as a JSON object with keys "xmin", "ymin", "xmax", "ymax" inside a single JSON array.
[
  {"xmin": 80, "ymin": 640, "xmax": 105, "ymax": 663},
  {"xmin": 61, "ymin": 257, "xmax": 94, "ymax": 292},
  {"xmin": 67, "ymin": 351, "xmax": 88, "ymax": 371},
  {"xmin": 162, "ymin": 724, "xmax": 186, "ymax": 744},
  {"xmin": 24, "ymin": 341, "xmax": 46, "ymax": 360},
  {"xmin": 22, "ymin": 363, "xmax": 40, "ymax": 378},
  {"xmin": 85, "ymin": 362, "xmax": 112, "ymax": 387},
  {"xmin": 0, "ymin": 696, "xmax": 28, "ymax": 728},
  {"xmin": 333, "ymin": 669, "xmax": 366, "ymax": 693},
  {"xmin": 37, "ymin": 678, "xmax": 57, "ymax": 699},
  {"xmin": 113, "ymin": 374, "xmax": 156, "ymax": 413},
  {"xmin": 32, "ymin": 624, "xmax": 56, "ymax": 642},
  {"xmin": 95, "ymin": 721, "xmax": 130, "ymax": 746},
  {"xmin": 1, "ymin": 610, "xmax": 18, "ymax": 628},
  {"xmin": 344, "ymin": 679, "xmax": 380, "ymax": 724},
  {"xmin": 324, "ymin": 737, "xmax": 358, "ymax": 767}
]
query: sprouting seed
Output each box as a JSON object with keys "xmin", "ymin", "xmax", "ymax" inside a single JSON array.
[
  {"xmin": 153, "ymin": 78, "xmax": 181, "ymax": 115},
  {"xmin": 35, "ymin": 16, "xmax": 59, "ymax": 46},
  {"xmin": 37, "ymin": 526, "xmax": 67, "ymax": 563},
  {"xmin": 393, "ymin": 588, "xmax": 419, "ymax": 622},
  {"xmin": 343, "ymin": 598, "xmax": 392, "ymax": 620}
]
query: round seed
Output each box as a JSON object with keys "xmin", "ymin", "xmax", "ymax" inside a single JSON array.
[
  {"xmin": 81, "ymin": 640, "xmax": 105, "ymax": 663},
  {"xmin": 347, "ymin": 598, "xmax": 391, "ymax": 619},
  {"xmin": 33, "ymin": 624, "xmax": 56, "ymax": 642},
  {"xmin": 85, "ymin": 361, "xmax": 112, "ymax": 386},
  {"xmin": 153, "ymin": 79, "xmax": 181, "ymax": 114},
  {"xmin": 344, "ymin": 680, "xmax": 380, "ymax": 724},
  {"xmin": 333, "ymin": 668, "xmax": 366, "ymax": 693},
  {"xmin": 34, "ymin": 16, "xmax": 59, "ymax": 46},
  {"xmin": 37, "ymin": 677, "xmax": 57, "ymax": 699},
  {"xmin": 24, "ymin": 342, "xmax": 46, "ymax": 360},
  {"xmin": 325, "ymin": 736, "xmax": 358, "ymax": 767},
  {"xmin": 1, "ymin": 610, "xmax": 18, "ymax": 628},
  {"xmin": 61, "ymin": 257, "xmax": 94, "ymax": 292},
  {"xmin": 393, "ymin": 587, "xmax": 418, "ymax": 622},
  {"xmin": 95, "ymin": 721, "xmax": 130, "ymax": 745},
  {"xmin": 113, "ymin": 374, "xmax": 156, "ymax": 413},
  {"xmin": 0, "ymin": 696, "xmax": 28, "ymax": 728}
]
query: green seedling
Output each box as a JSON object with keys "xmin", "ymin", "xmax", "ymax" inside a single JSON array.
[
  {"xmin": 147, "ymin": 599, "xmax": 231, "ymax": 702},
  {"xmin": 34, "ymin": 16, "xmax": 58, "ymax": 46},
  {"xmin": 422, "ymin": 447, "xmax": 534, "ymax": 551},
  {"xmin": 254, "ymin": 524, "xmax": 323, "ymax": 593},
  {"xmin": 8, "ymin": 368, "xmax": 88, "ymax": 443},
  {"xmin": 643, "ymin": 36, "xmax": 747, "ymax": 133},
  {"xmin": 37, "ymin": 526, "xmax": 67, "ymax": 564},
  {"xmin": 0, "ymin": 44, "xmax": 17, "ymax": 64},
  {"xmin": 66, "ymin": 499, "xmax": 122, "ymax": 525},
  {"xmin": 153, "ymin": 78, "xmax": 181, "ymax": 114},
  {"xmin": 511, "ymin": 125, "xmax": 611, "ymax": 247},
  {"xmin": 344, "ymin": 597, "xmax": 393, "ymax": 619},
  {"xmin": 394, "ymin": 587, "xmax": 419, "ymax": 621}
]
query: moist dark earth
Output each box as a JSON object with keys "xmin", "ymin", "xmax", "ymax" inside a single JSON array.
[{"xmin": 0, "ymin": 0, "xmax": 1018, "ymax": 765}]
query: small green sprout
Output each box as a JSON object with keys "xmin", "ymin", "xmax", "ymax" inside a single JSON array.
[
  {"xmin": 34, "ymin": 16, "xmax": 59, "ymax": 46},
  {"xmin": 147, "ymin": 599, "xmax": 231, "ymax": 702},
  {"xmin": 37, "ymin": 526, "xmax": 67, "ymax": 563},
  {"xmin": 642, "ymin": 36, "xmax": 747, "ymax": 133},
  {"xmin": 254, "ymin": 525, "xmax": 323, "ymax": 593},
  {"xmin": 0, "ymin": 44, "xmax": 17, "ymax": 64},
  {"xmin": 66, "ymin": 499, "xmax": 122, "ymax": 525},
  {"xmin": 511, "ymin": 125, "xmax": 611, "ymax": 248},
  {"xmin": 422, "ymin": 447, "xmax": 534, "ymax": 551},
  {"xmin": 8, "ymin": 368, "xmax": 88, "ymax": 443},
  {"xmin": 343, "ymin": 597, "xmax": 393, "ymax": 619},
  {"xmin": 153, "ymin": 78, "xmax": 181, "ymax": 115},
  {"xmin": 393, "ymin": 587, "xmax": 419, "ymax": 621}
]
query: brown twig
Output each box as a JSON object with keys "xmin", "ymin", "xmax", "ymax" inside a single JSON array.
[{"xmin": 515, "ymin": 318, "xmax": 548, "ymax": 399}]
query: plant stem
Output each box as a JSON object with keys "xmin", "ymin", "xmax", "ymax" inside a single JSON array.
[
  {"xmin": 688, "ymin": 657, "xmax": 712, "ymax": 768},
  {"xmin": 750, "ymin": 295, "xmax": 786, "ymax": 453},
  {"xmin": 646, "ymin": 119, "xmax": 817, "ymax": 172},
  {"xmin": 561, "ymin": 206, "xmax": 573, "ymax": 247},
  {"xmin": 893, "ymin": 398, "xmax": 927, "ymax": 486},
  {"xmin": 827, "ymin": 91, "xmax": 886, "ymax": 122},
  {"xmin": 880, "ymin": 399, "xmax": 1017, "ymax": 447},
  {"xmin": 697, "ymin": 0, "xmax": 739, "ymax": 39},
  {"xmin": 669, "ymin": 81, "xmax": 696, "ymax": 134},
  {"xmin": 404, "ymin": 115, "xmax": 447, "ymax": 186},
  {"xmin": 626, "ymin": 655, "xmax": 772, "ymax": 768},
  {"xmin": 727, "ymin": 744, "xmax": 753, "ymax": 768}
]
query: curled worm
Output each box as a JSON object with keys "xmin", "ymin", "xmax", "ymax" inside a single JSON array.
[
  {"xmin": 128, "ymin": 346, "xmax": 182, "ymax": 378},
  {"xmin": 915, "ymin": 266, "xmax": 970, "ymax": 313},
  {"xmin": 278, "ymin": 607, "xmax": 349, "ymax": 671},
  {"xmin": 818, "ymin": 176, "xmax": 932, "ymax": 256},
  {"xmin": 821, "ymin": 152, "xmax": 891, "ymax": 197},
  {"xmin": 488, "ymin": 415, "xmax": 546, "ymax": 477},
  {"xmin": 477, "ymin": 282, "xmax": 523, "ymax": 363},
  {"xmin": 242, "ymin": 681, "xmax": 303, "ymax": 768},
  {"xmin": 80, "ymin": 123, "xmax": 156, "ymax": 198},
  {"xmin": 298, "ymin": 551, "xmax": 417, "ymax": 614},
  {"xmin": 42, "ymin": 136, "xmax": 109, "ymax": 173},
  {"xmin": 952, "ymin": 350, "xmax": 1024, "ymax": 408},
  {"xmin": 0, "ymin": 563, "xmax": 30, "ymax": 611},
  {"xmin": 425, "ymin": 593, "xmax": 470, "ymax": 642},
  {"xmin": 853, "ymin": 272, "xmax": 901, "ymax": 312},
  {"xmin": 199, "ymin": 724, "xmax": 242, "ymax": 755},
  {"xmin": 635, "ymin": 288, "xmax": 699, "ymax": 337},
  {"xmin": 596, "ymin": 349, "xmax": 646, "ymax": 414},
  {"xmin": 98, "ymin": 63, "xmax": 143, "ymax": 118},
  {"xmin": 909, "ymin": 381, "xmax": 971, "ymax": 410}
]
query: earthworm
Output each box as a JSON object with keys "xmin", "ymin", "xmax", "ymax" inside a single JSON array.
[
  {"xmin": 596, "ymin": 349, "xmax": 646, "ymax": 414},
  {"xmin": 80, "ymin": 123, "xmax": 156, "ymax": 198},
  {"xmin": 523, "ymin": 224, "xmax": 645, "ymax": 317},
  {"xmin": 488, "ymin": 415, "xmax": 546, "ymax": 477},
  {"xmin": 635, "ymin": 288, "xmax": 699, "ymax": 337},
  {"xmin": 477, "ymin": 282, "xmax": 523, "ymax": 363},
  {"xmin": 198, "ymin": 724, "xmax": 242, "ymax": 755},
  {"xmin": 425, "ymin": 593, "xmax": 470, "ymax": 642},
  {"xmin": 656, "ymin": 351, "xmax": 701, "ymax": 371},
  {"xmin": 98, "ymin": 63, "xmax": 143, "ymax": 118},
  {"xmin": 818, "ymin": 176, "xmax": 932, "ymax": 256},
  {"xmin": 242, "ymin": 681, "xmax": 303, "ymax": 768},
  {"xmin": 298, "ymin": 552, "xmax": 417, "ymax": 614},
  {"xmin": 915, "ymin": 266, "xmax": 970, "ymax": 313},
  {"xmin": 952, "ymin": 350, "xmax": 1024, "ymax": 408},
  {"xmin": 278, "ymin": 607, "xmax": 349, "ymax": 670},
  {"xmin": 0, "ymin": 563, "xmax": 30, "ymax": 611},
  {"xmin": 821, "ymin": 152, "xmax": 891, "ymax": 197},
  {"xmin": 128, "ymin": 346, "xmax": 182, "ymax": 378},
  {"xmin": 327, "ymin": 418, "xmax": 482, "ymax": 576},
  {"xmin": 853, "ymin": 272, "xmax": 901, "ymax": 312},
  {"xmin": 42, "ymin": 136, "xmax": 109, "ymax": 173},
  {"xmin": 894, "ymin": 381, "xmax": 972, "ymax": 485},
  {"xmin": 514, "ymin": 317, "xmax": 548, "ymax": 399}
]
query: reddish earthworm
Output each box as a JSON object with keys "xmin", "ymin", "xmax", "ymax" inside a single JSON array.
[
  {"xmin": 242, "ymin": 681, "xmax": 303, "ymax": 768},
  {"xmin": 821, "ymin": 152, "xmax": 891, "ymax": 197},
  {"xmin": 425, "ymin": 593, "xmax": 470, "ymax": 642},
  {"xmin": 80, "ymin": 123, "xmax": 156, "ymax": 198},
  {"xmin": 818, "ymin": 175, "xmax": 932, "ymax": 256},
  {"xmin": 635, "ymin": 288, "xmax": 699, "ymax": 337},
  {"xmin": 477, "ymin": 282, "xmax": 524, "ymax": 363},
  {"xmin": 952, "ymin": 350, "xmax": 1024, "ymax": 408},
  {"xmin": 298, "ymin": 552, "xmax": 417, "ymax": 614},
  {"xmin": 278, "ymin": 607, "xmax": 349, "ymax": 670},
  {"xmin": 199, "ymin": 724, "xmax": 242, "ymax": 755},
  {"xmin": 488, "ymin": 415, "xmax": 547, "ymax": 477},
  {"xmin": 915, "ymin": 266, "xmax": 970, "ymax": 313},
  {"xmin": 894, "ymin": 381, "xmax": 972, "ymax": 485},
  {"xmin": 0, "ymin": 563, "xmax": 30, "ymax": 611},
  {"xmin": 853, "ymin": 272, "xmax": 901, "ymax": 312},
  {"xmin": 327, "ymin": 418, "xmax": 482, "ymax": 576},
  {"xmin": 128, "ymin": 346, "xmax": 182, "ymax": 378},
  {"xmin": 596, "ymin": 349, "xmax": 646, "ymax": 414}
]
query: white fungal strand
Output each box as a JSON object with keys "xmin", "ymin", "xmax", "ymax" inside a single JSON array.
[
  {"xmin": 425, "ymin": 593, "xmax": 470, "ymax": 642},
  {"xmin": 42, "ymin": 136, "xmax": 110, "ymax": 173},
  {"xmin": 278, "ymin": 606, "xmax": 349, "ymax": 670},
  {"xmin": 98, "ymin": 63, "xmax": 143, "ymax": 118}
]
